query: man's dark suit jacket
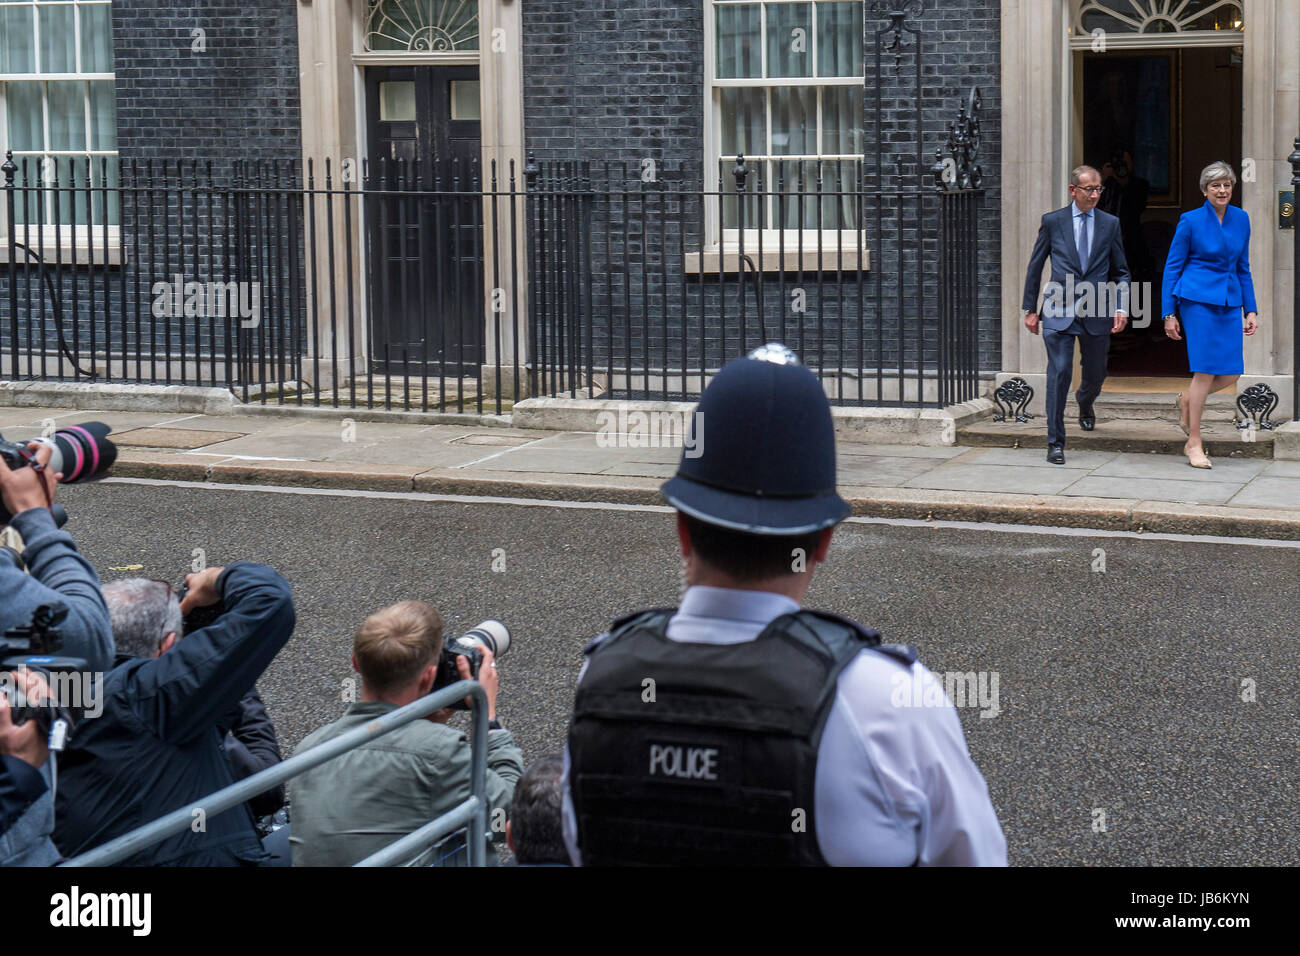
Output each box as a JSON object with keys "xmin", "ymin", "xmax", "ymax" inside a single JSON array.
[
  {"xmin": 54, "ymin": 562, "xmax": 294, "ymax": 866},
  {"xmin": 1022, "ymin": 205, "xmax": 1131, "ymax": 334}
]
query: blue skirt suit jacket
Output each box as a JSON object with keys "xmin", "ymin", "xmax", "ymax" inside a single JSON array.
[{"xmin": 1161, "ymin": 201, "xmax": 1257, "ymax": 374}]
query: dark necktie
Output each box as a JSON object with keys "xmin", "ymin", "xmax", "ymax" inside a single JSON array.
[{"xmin": 1077, "ymin": 213, "xmax": 1090, "ymax": 272}]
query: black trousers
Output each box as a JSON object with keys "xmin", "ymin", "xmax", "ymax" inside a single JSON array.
[{"xmin": 1042, "ymin": 322, "xmax": 1110, "ymax": 447}]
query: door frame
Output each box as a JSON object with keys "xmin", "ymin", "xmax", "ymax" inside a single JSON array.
[
  {"xmin": 295, "ymin": 0, "xmax": 529, "ymax": 397},
  {"xmin": 999, "ymin": 0, "xmax": 1294, "ymax": 418}
]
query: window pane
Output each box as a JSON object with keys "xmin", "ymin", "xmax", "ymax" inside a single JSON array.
[
  {"xmin": 5, "ymin": 81, "xmax": 43, "ymax": 151},
  {"xmin": 88, "ymin": 80, "xmax": 115, "ymax": 149},
  {"xmin": 81, "ymin": 3, "xmax": 114, "ymax": 73},
  {"xmin": 379, "ymin": 81, "xmax": 416, "ymax": 121},
  {"xmin": 39, "ymin": 4, "xmax": 77, "ymax": 73},
  {"xmin": 60, "ymin": 155, "xmax": 92, "ymax": 224},
  {"xmin": 816, "ymin": 2, "xmax": 862, "ymax": 77},
  {"xmin": 48, "ymin": 81, "xmax": 86, "ymax": 150},
  {"xmin": 91, "ymin": 155, "xmax": 120, "ymax": 227},
  {"xmin": 766, "ymin": 3, "xmax": 811, "ymax": 79},
  {"xmin": 365, "ymin": 0, "xmax": 479, "ymax": 52},
  {"xmin": 772, "ymin": 159, "xmax": 819, "ymax": 228},
  {"xmin": 821, "ymin": 85, "xmax": 862, "ymax": 154},
  {"xmin": 818, "ymin": 159, "xmax": 858, "ymax": 228},
  {"xmin": 719, "ymin": 86, "xmax": 765, "ymax": 157},
  {"xmin": 450, "ymin": 79, "xmax": 479, "ymax": 120},
  {"xmin": 0, "ymin": 5, "xmax": 36, "ymax": 73},
  {"xmin": 770, "ymin": 86, "xmax": 815, "ymax": 155},
  {"xmin": 720, "ymin": 160, "xmax": 762, "ymax": 228},
  {"xmin": 716, "ymin": 4, "xmax": 761, "ymax": 79}
]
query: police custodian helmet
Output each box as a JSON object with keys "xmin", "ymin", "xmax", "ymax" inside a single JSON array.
[{"xmin": 660, "ymin": 343, "xmax": 850, "ymax": 536}]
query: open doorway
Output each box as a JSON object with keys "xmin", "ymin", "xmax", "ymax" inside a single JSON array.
[{"xmin": 1076, "ymin": 46, "xmax": 1242, "ymax": 380}]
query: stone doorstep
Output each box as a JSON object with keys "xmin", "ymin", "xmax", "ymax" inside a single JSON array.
[
  {"xmin": 959, "ymin": 419, "xmax": 1275, "ymax": 459},
  {"xmin": 106, "ymin": 450, "xmax": 1300, "ymax": 540}
]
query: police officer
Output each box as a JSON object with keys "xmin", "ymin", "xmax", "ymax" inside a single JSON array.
[{"xmin": 561, "ymin": 344, "xmax": 1007, "ymax": 866}]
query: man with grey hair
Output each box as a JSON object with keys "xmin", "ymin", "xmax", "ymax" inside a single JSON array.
[
  {"xmin": 1022, "ymin": 164, "xmax": 1131, "ymax": 465},
  {"xmin": 100, "ymin": 578, "xmax": 288, "ymax": 823},
  {"xmin": 53, "ymin": 562, "xmax": 294, "ymax": 865}
]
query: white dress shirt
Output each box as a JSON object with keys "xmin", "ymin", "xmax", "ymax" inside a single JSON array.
[{"xmin": 561, "ymin": 585, "xmax": 1009, "ymax": 866}]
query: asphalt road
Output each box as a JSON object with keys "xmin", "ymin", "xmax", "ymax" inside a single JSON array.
[{"xmin": 51, "ymin": 477, "xmax": 1300, "ymax": 866}]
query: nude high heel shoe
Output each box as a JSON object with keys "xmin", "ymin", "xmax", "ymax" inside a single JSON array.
[
  {"xmin": 1174, "ymin": 393, "xmax": 1189, "ymax": 436},
  {"xmin": 1184, "ymin": 442, "xmax": 1212, "ymax": 469}
]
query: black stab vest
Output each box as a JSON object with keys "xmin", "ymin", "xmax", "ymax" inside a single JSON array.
[{"xmin": 568, "ymin": 606, "xmax": 918, "ymax": 866}]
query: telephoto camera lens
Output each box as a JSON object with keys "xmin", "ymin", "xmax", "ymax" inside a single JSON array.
[
  {"xmin": 458, "ymin": 620, "xmax": 510, "ymax": 660},
  {"xmin": 39, "ymin": 422, "xmax": 118, "ymax": 483},
  {"xmin": 433, "ymin": 620, "xmax": 511, "ymax": 709}
]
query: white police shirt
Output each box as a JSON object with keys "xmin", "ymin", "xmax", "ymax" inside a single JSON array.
[{"xmin": 561, "ymin": 585, "xmax": 1008, "ymax": 866}]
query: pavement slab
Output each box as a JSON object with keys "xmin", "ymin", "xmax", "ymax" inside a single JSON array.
[{"xmin": 903, "ymin": 463, "xmax": 1093, "ymax": 496}]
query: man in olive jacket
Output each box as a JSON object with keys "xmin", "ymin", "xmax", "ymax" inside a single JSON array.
[{"xmin": 290, "ymin": 601, "xmax": 522, "ymax": 866}]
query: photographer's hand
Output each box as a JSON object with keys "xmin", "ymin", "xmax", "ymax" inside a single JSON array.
[
  {"xmin": 0, "ymin": 669, "xmax": 51, "ymax": 769},
  {"xmin": 464, "ymin": 649, "xmax": 498, "ymax": 721},
  {"xmin": 179, "ymin": 565, "xmax": 226, "ymax": 615},
  {"xmin": 0, "ymin": 443, "xmax": 61, "ymax": 518},
  {"xmin": 429, "ymin": 650, "xmax": 500, "ymax": 723}
]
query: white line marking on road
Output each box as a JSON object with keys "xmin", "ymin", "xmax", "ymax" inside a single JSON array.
[
  {"xmin": 94, "ymin": 476, "xmax": 1300, "ymax": 548},
  {"xmin": 842, "ymin": 515, "xmax": 1300, "ymax": 548}
]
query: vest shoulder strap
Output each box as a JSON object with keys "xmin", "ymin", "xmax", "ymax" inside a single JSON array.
[
  {"xmin": 583, "ymin": 607, "xmax": 677, "ymax": 656},
  {"xmin": 786, "ymin": 608, "xmax": 919, "ymax": 668}
]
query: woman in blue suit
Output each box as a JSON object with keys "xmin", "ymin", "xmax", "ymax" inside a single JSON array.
[{"xmin": 1163, "ymin": 161, "xmax": 1259, "ymax": 469}]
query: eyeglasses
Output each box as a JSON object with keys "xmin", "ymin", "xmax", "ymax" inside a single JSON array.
[
  {"xmin": 1071, "ymin": 185, "xmax": 1103, "ymax": 194},
  {"xmin": 149, "ymin": 579, "xmax": 175, "ymax": 597}
]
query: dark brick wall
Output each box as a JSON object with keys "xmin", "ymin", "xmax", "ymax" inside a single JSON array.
[
  {"xmin": 110, "ymin": 0, "xmax": 302, "ymax": 163},
  {"xmin": 2, "ymin": 1, "xmax": 304, "ymax": 363},
  {"xmin": 521, "ymin": 0, "xmax": 1003, "ymax": 381}
]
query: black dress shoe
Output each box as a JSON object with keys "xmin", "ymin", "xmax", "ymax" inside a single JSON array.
[
  {"xmin": 1079, "ymin": 406, "xmax": 1096, "ymax": 431},
  {"xmin": 1047, "ymin": 445, "xmax": 1065, "ymax": 465}
]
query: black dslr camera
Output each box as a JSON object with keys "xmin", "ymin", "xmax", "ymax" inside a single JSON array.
[
  {"xmin": 1, "ymin": 601, "xmax": 88, "ymax": 746},
  {"xmin": 432, "ymin": 621, "xmax": 511, "ymax": 710}
]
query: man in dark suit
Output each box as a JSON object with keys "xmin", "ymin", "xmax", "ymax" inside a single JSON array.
[{"xmin": 1022, "ymin": 165, "xmax": 1131, "ymax": 464}]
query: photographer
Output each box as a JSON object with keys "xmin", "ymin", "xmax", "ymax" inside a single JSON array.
[
  {"xmin": 53, "ymin": 564, "xmax": 295, "ymax": 865},
  {"xmin": 1, "ymin": 441, "xmax": 112, "ymax": 867},
  {"xmin": 0, "ymin": 442, "xmax": 113, "ymax": 673},
  {"xmin": 290, "ymin": 601, "xmax": 523, "ymax": 866},
  {"xmin": 0, "ymin": 668, "xmax": 56, "ymax": 865}
]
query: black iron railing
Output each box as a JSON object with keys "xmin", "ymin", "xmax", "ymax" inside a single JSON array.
[{"xmin": 2, "ymin": 147, "xmax": 986, "ymax": 413}]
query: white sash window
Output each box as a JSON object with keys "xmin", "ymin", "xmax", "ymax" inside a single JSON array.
[{"xmin": 0, "ymin": 0, "xmax": 117, "ymax": 260}]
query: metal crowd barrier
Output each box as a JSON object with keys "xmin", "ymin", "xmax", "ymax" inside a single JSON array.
[{"xmin": 61, "ymin": 679, "xmax": 490, "ymax": 867}]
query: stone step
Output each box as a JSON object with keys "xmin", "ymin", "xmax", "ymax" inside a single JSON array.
[
  {"xmin": 960, "ymin": 416, "xmax": 1274, "ymax": 458},
  {"xmin": 1090, "ymin": 391, "xmax": 1239, "ymax": 422}
]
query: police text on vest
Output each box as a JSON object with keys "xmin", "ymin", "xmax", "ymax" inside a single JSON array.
[{"xmin": 649, "ymin": 743, "xmax": 719, "ymax": 780}]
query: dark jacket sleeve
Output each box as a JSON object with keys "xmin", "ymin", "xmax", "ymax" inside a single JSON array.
[
  {"xmin": 123, "ymin": 562, "xmax": 295, "ymax": 747},
  {"xmin": 221, "ymin": 688, "xmax": 286, "ymax": 817},
  {"xmin": 1105, "ymin": 214, "xmax": 1131, "ymax": 314},
  {"xmin": 0, "ymin": 754, "xmax": 47, "ymax": 834},
  {"xmin": 1021, "ymin": 213, "xmax": 1054, "ymax": 313},
  {"xmin": 0, "ymin": 507, "xmax": 113, "ymax": 673}
]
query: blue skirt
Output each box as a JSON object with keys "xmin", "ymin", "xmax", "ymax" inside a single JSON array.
[{"xmin": 1178, "ymin": 299, "xmax": 1243, "ymax": 375}]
